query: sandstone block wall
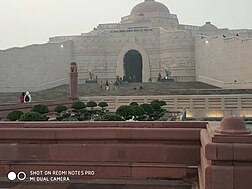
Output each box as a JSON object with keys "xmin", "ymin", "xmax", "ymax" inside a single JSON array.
[
  {"xmin": 195, "ymin": 36, "xmax": 252, "ymax": 88},
  {"xmin": 0, "ymin": 41, "xmax": 73, "ymax": 92}
]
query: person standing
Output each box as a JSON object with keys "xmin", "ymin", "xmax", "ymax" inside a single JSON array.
[
  {"xmin": 158, "ymin": 73, "xmax": 162, "ymax": 82},
  {"xmin": 105, "ymin": 80, "xmax": 109, "ymax": 90},
  {"xmin": 110, "ymin": 81, "xmax": 114, "ymax": 91},
  {"xmin": 99, "ymin": 81, "xmax": 104, "ymax": 89},
  {"xmin": 115, "ymin": 80, "xmax": 119, "ymax": 91},
  {"xmin": 24, "ymin": 91, "xmax": 32, "ymax": 103},
  {"xmin": 19, "ymin": 92, "xmax": 25, "ymax": 103}
]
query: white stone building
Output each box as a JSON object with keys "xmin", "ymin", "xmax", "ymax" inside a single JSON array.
[{"xmin": 1, "ymin": 0, "xmax": 252, "ymax": 92}]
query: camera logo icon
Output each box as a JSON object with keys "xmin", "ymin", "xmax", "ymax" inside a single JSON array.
[{"xmin": 8, "ymin": 172, "xmax": 26, "ymax": 181}]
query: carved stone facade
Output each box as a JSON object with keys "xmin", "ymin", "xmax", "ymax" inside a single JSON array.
[{"xmin": 1, "ymin": 0, "xmax": 252, "ymax": 92}]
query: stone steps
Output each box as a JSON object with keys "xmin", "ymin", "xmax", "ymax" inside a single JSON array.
[{"xmin": 1, "ymin": 82, "xmax": 252, "ymax": 104}]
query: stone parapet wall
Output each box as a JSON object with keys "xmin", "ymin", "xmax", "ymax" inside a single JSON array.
[
  {"xmin": 199, "ymin": 119, "xmax": 252, "ymax": 189},
  {"xmin": 0, "ymin": 121, "xmax": 206, "ymax": 188},
  {"xmin": 79, "ymin": 94, "xmax": 252, "ymax": 118},
  {"xmin": 1, "ymin": 94, "xmax": 252, "ymax": 119},
  {"xmin": 0, "ymin": 118, "xmax": 251, "ymax": 188}
]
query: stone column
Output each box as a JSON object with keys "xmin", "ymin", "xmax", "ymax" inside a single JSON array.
[
  {"xmin": 69, "ymin": 62, "xmax": 79, "ymax": 100},
  {"xmin": 199, "ymin": 116, "xmax": 252, "ymax": 189}
]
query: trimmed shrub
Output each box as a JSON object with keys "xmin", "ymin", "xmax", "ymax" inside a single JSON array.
[
  {"xmin": 54, "ymin": 105, "xmax": 67, "ymax": 113},
  {"xmin": 101, "ymin": 114, "xmax": 124, "ymax": 121},
  {"xmin": 79, "ymin": 109, "xmax": 88, "ymax": 114},
  {"xmin": 116, "ymin": 105, "xmax": 134, "ymax": 120},
  {"xmin": 130, "ymin": 102, "xmax": 138, "ymax": 107},
  {"xmin": 6, "ymin": 110, "xmax": 23, "ymax": 121},
  {"xmin": 30, "ymin": 104, "xmax": 49, "ymax": 114},
  {"xmin": 88, "ymin": 109, "xmax": 99, "ymax": 115},
  {"xmin": 98, "ymin": 102, "xmax": 108, "ymax": 109},
  {"xmin": 19, "ymin": 112, "xmax": 47, "ymax": 121},
  {"xmin": 87, "ymin": 101, "xmax": 97, "ymax": 109},
  {"xmin": 150, "ymin": 101, "xmax": 161, "ymax": 111},
  {"xmin": 56, "ymin": 113, "xmax": 71, "ymax": 121},
  {"xmin": 71, "ymin": 101, "xmax": 86, "ymax": 110},
  {"xmin": 132, "ymin": 106, "xmax": 144, "ymax": 117},
  {"xmin": 150, "ymin": 100, "xmax": 166, "ymax": 107},
  {"xmin": 159, "ymin": 100, "xmax": 167, "ymax": 107},
  {"xmin": 140, "ymin": 103, "xmax": 154, "ymax": 114}
]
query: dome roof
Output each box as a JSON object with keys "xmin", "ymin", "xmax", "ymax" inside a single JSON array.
[
  {"xmin": 131, "ymin": 0, "xmax": 170, "ymax": 15},
  {"xmin": 201, "ymin": 22, "xmax": 218, "ymax": 31}
]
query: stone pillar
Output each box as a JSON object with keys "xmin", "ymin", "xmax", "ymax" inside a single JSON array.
[
  {"xmin": 199, "ymin": 116, "xmax": 252, "ymax": 189},
  {"xmin": 69, "ymin": 62, "xmax": 79, "ymax": 100}
]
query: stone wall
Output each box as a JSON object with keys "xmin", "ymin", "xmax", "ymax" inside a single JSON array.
[
  {"xmin": 0, "ymin": 41, "xmax": 73, "ymax": 92},
  {"xmin": 75, "ymin": 28, "xmax": 161, "ymax": 83},
  {"xmin": 78, "ymin": 94, "xmax": 252, "ymax": 118},
  {"xmin": 0, "ymin": 119, "xmax": 251, "ymax": 189},
  {"xmin": 0, "ymin": 121, "xmax": 206, "ymax": 188},
  {"xmin": 76, "ymin": 27, "xmax": 197, "ymax": 83},
  {"xmin": 195, "ymin": 36, "xmax": 252, "ymax": 88},
  {"xmin": 160, "ymin": 29, "xmax": 196, "ymax": 82}
]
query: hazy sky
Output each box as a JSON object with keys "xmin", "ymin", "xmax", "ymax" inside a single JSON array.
[{"xmin": 0, "ymin": 0, "xmax": 251, "ymax": 50}]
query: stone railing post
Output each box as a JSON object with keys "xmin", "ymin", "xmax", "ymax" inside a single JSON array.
[
  {"xmin": 199, "ymin": 116, "xmax": 252, "ymax": 189},
  {"xmin": 69, "ymin": 62, "xmax": 79, "ymax": 100}
]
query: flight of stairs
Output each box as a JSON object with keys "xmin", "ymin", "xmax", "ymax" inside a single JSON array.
[{"xmin": 1, "ymin": 81, "xmax": 252, "ymax": 104}]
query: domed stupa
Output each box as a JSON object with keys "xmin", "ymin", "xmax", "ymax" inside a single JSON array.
[
  {"xmin": 130, "ymin": 0, "xmax": 170, "ymax": 15},
  {"xmin": 121, "ymin": 0, "xmax": 178, "ymax": 27}
]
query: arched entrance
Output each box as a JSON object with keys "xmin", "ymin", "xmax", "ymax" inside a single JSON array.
[{"xmin": 123, "ymin": 50, "xmax": 142, "ymax": 82}]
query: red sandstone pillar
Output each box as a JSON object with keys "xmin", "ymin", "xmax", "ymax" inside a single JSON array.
[
  {"xmin": 69, "ymin": 62, "xmax": 79, "ymax": 100},
  {"xmin": 199, "ymin": 116, "xmax": 252, "ymax": 189}
]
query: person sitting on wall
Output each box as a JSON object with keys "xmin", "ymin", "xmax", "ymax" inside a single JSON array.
[
  {"xmin": 19, "ymin": 92, "xmax": 25, "ymax": 103},
  {"xmin": 24, "ymin": 91, "xmax": 32, "ymax": 103}
]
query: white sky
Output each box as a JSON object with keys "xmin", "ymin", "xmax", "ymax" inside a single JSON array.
[{"xmin": 0, "ymin": 0, "xmax": 251, "ymax": 50}]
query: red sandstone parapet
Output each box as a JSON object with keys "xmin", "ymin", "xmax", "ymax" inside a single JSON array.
[
  {"xmin": 199, "ymin": 116, "xmax": 252, "ymax": 189},
  {"xmin": 0, "ymin": 121, "xmax": 206, "ymax": 187}
]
